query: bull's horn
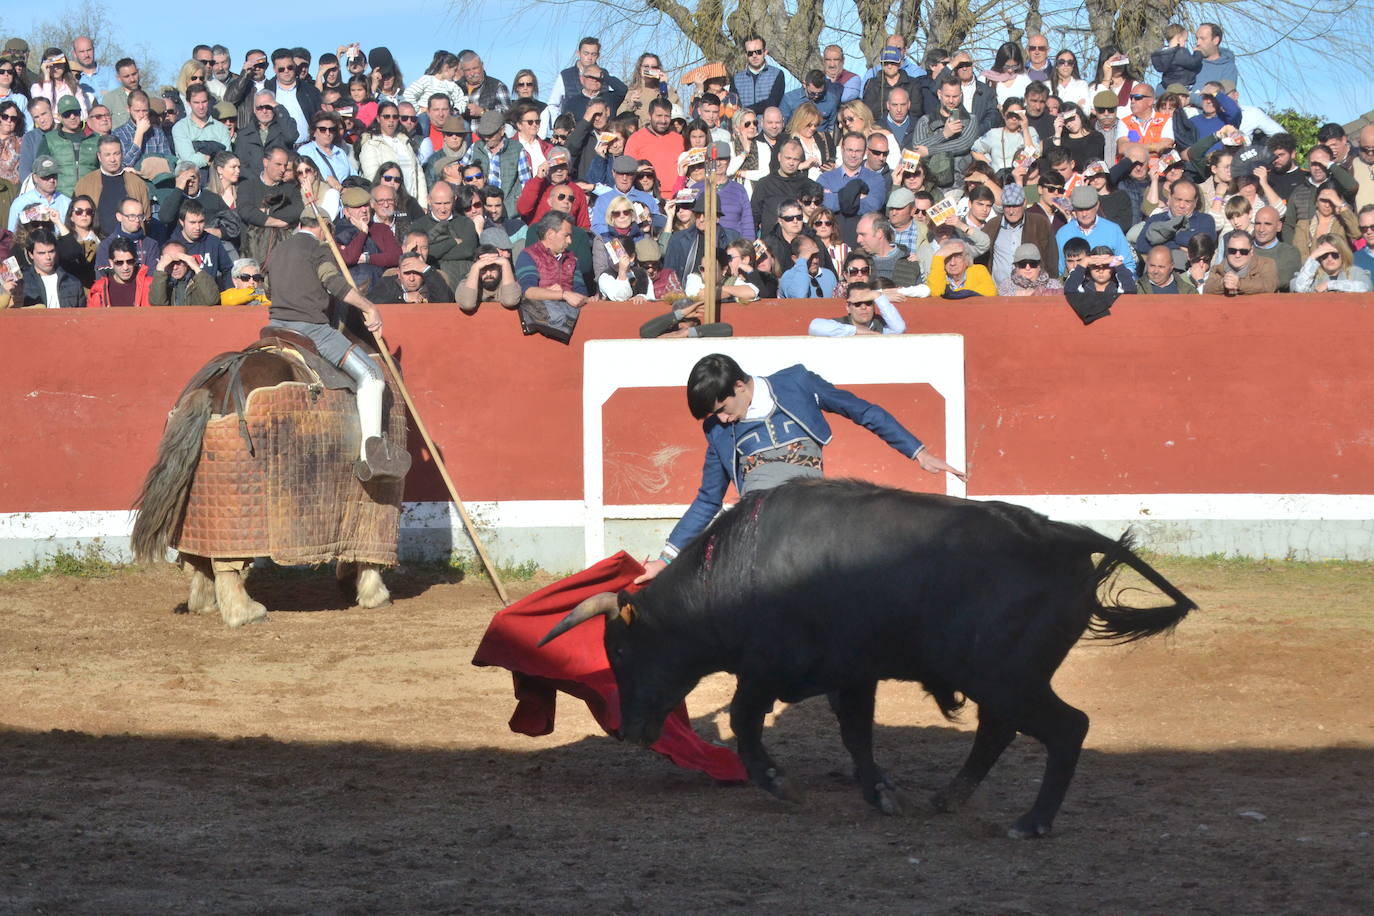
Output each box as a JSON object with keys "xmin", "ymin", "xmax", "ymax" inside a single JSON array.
[{"xmin": 537, "ymin": 592, "xmax": 619, "ymax": 647}]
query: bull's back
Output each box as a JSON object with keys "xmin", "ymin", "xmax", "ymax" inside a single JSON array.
[{"xmin": 690, "ymin": 480, "xmax": 1101, "ymax": 692}]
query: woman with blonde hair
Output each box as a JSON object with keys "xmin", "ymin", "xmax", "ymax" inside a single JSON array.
[
  {"xmin": 837, "ymin": 99, "xmax": 899, "ymax": 170},
  {"xmin": 1294, "ymin": 188, "xmax": 1359, "ymax": 259},
  {"xmin": 1291, "ymin": 234, "xmax": 1372, "ymax": 292},
  {"xmin": 173, "ymin": 59, "xmax": 208, "ymax": 109},
  {"xmin": 784, "ymin": 101, "xmax": 833, "ymax": 179}
]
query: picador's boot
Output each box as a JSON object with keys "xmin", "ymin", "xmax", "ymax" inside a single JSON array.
[{"xmin": 355, "ymin": 435, "xmax": 411, "ymax": 483}]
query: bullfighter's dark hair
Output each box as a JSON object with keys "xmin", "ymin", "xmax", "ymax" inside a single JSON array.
[{"xmin": 687, "ymin": 354, "xmax": 751, "ymax": 420}]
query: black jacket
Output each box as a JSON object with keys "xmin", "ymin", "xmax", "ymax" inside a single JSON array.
[{"xmin": 20, "ymin": 267, "xmax": 85, "ymax": 308}]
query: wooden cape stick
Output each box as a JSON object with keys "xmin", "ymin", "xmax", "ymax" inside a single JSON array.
[
  {"xmin": 302, "ymin": 192, "xmax": 510, "ymax": 605},
  {"xmin": 702, "ymin": 145, "xmax": 720, "ymax": 324}
]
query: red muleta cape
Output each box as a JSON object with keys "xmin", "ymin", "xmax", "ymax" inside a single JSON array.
[{"xmin": 471, "ymin": 551, "xmax": 748, "ymax": 783}]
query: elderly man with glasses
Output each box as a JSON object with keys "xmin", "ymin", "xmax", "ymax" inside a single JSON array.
[{"xmin": 1353, "ymin": 204, "xmax": 1374, "ymax": 277}]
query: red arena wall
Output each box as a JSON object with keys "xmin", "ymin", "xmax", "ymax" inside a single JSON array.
[{"xmin": 3, "ymin": 295, "xmax": 1373, "ymax": 564}]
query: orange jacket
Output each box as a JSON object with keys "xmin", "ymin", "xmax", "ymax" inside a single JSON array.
[{"xmin": 87, "ymin": 266, "xmax": 154, "ymax": 307}]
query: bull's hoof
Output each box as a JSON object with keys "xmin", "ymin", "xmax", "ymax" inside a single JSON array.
[
  {"xmin": 1007, "ymin": 814, "xmax": 1053, "ymax": 840},
  {"xmin": 222, "ymin": 601, "xmax": 268, "ymax": 628},
  {"xmin": 872, "ymin": 782, "xmax": 906, "ymax": 816},
  {"xmin": 930, "ymin": 789, "xmax": 960, "ymax": 813},
  {"xmin": 763, "ymin": 767, "xmax": 804, "ymax": 804}
]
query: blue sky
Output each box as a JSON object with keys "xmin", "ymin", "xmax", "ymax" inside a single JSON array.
[{"xmin": 6, "ymin": 1, "xmax": 1370, "ymax": 124}]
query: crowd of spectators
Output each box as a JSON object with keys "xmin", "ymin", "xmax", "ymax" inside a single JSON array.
[{"xmin": 2, "ymin": 26, "xmax": 1372, "ymax": 331}]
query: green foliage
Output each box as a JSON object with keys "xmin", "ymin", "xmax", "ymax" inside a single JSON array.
[
  {"xmin": 1270, "ymin": 108, "xmax": 1326, "ymax": 163},
  {"xmin": 2, "ymin": 543, "xmax": 129, "ymax": 581}
]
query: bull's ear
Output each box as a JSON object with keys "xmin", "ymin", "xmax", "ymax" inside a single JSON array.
[
  {"xmin": 618, "ymin": 601, "xmax": 636, "ymax": 626},
  {"xmin": 538, "ymin": 592, "xmax": 618, "ymax": 646}
]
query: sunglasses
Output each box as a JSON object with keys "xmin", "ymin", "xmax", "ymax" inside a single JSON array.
[
  {"xmin": 276, "ymin": 65, "xmax": 297, "ymax": 73},
  {"xmin": 1014, "ymin": 259, "xmax": 1040, "ymax": 268},
  {"xmin": 0, "ymin": 113, "xmax": 17, "ymax": 122},
  {"xmin": 515, "ymin": 80, "xmax": 534, "ymax": 88},
  {"xmin": 399, "ymin": 115, "xmax": 418, "ymax": 123},
  {"xmin": 237, "ymin": 273, "xmax": 264, "ymax": 282},
  {"xmin": 778, "ymin": 213, "xmax": 803, "ymax": 222},
  {"xmin": 1129, "ymin": 94, "xmax": 1152, "ymax": 101},
  {"xmin": 1056, "ymin": 59, "xmax": 1074, "ymax": 66},
  {"xmin": 609, "ymin": 208, "xmax": 634, "ymax": 217},
  {"xmin": 1028, "ymin": 44, "xmax": 1049, "ymax": 51},
  {"xmin": 1226, "ymin": 247, "xmax": 1252, "ymax": 255},
  {"xmin": 379, "ymin": 113, "xmax": 398, "ymax": 120},
  {"xmin": 813, "ymin": 220, "xmax": 833, "ymax": 227},
  {"xmin": 110, "ymin": 257, "xmax": 135, "ymax": 266},
  {"xmin": 1041, "ymin": 184, "xmax": 1064, "ymax": 193},
  {"xmin": 61, "ymin": 110, "xmax": 82, "ymax": 117},
  {"xmin": 868, "ymin": 147, "xmax": 888, "ymax": 155},
  {"xmin": 1360, "ymin": 223, "xmax": 1374, "ymax": 232},
  {"xmin": 798, "ymin": 196, "xmax": 821, "ymax": 205},
  {"xmin": 845, "ymin": 266, "xmax": 870, "ymax": 275},
  {"xmin": 380, "ymin": 175, "xmax": 402, "ymax": 184},
  {"xmin": 1359, "ymin": 146, "xmax": 1374, "ymax": 155},
  {"xmin": 314, "ymin": 125, "xmax": 338, "ymax": 133},
  {"xmin": 740, "ymin": 119, "xmax": 756, "ymax": 127},
  {"xmin": 463, "ymin": 173, "xmax": 483, "ymax": 181},
  {"xmin": 255, "ymin": 104, "xmax": 274, "ymax": 111},
  {"xmin": 520, "ymin": 117, "xmax": 539, "ymax": 125},
  {"xmin": 1316, "ymin": 251, "xmax": 1341, "ymax": 262},
  {"xmin": 1090, "ymin": 263, "xmax": 1112, "ymax": 269},
  {"xmin": 0, "ymin": 68, "xmax": 14, "ymax": 75},
  {"xmin": 746, "ymin": 48, "xmax": 766, "ymax": 56},
  {"xmin": 71, "ymin": 207, "xmax": 93, "ymax": 215},
  {"xmin": 551, "ymin": 194, "xmax": 573, "ymax": 202}
]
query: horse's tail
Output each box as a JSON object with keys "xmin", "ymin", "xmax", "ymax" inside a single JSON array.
[{"xmin": 131, "ymin": 389, "xmax": 213, "ymax": 564}]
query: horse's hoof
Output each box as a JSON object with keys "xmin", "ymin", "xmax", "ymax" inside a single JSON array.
[{"xmin": 223, "ymin": 601, "xmax": 268, "ymax": 628}]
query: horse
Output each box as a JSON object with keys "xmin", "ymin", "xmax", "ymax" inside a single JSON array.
[{"xmin": 131, "ymin": 331, "xmax": 404, "ymax": 627}]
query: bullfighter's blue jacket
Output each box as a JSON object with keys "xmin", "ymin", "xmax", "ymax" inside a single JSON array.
[{"xmin": 663, "ymin": 364, "xmax": 925, "ymax": 556}]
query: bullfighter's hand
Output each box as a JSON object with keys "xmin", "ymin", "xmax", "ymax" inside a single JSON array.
[
  {"xmin": 634, "ymin": 558, "xmax": 667, "ymax": 584},
  {"xmin": 917, "ymin": 449, "xmax": 967, "ymax": 482}
]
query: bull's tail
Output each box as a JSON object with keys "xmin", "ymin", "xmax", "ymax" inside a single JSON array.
[
  {"xmin": 131, "ymin": 389, "xmax": 213, "ymax": 564},
  {"xmin": 1078, "ymin": 529, "xmax": 1197, "ymax": 643}
]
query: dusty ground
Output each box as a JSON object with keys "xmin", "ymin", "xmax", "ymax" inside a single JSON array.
[{"xmin": 1, "ymin": 557, "xmax": 1372, "ymax": 915}]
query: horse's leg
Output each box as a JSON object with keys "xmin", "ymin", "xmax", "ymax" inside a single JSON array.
[
  {"xmin": 182, "ymin": 553, "xmax": 219, "ymax": 615},
  {"xmin": 354, "ymin": 563, "xmax": 392, "ymax": 609},
  {"xmin": 213, "ymin": 558, "xmax": 267, "ymax": 628},
  {"xmin": 335, "ymin": 560, "xmax": 358, "ymax": 598}
]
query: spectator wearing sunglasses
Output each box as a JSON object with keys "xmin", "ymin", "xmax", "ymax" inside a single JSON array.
[
  {"xmin": 1202, "ymin": 230, "xmax": 1277, "ymax": 294},
  {"xmin": 733, "ymin": 35, "xmax": 785, "ymax": 117},
  {"xmin": 808, "ymin": 282, "xmax": 906, "ymax": 336},
  {"xmin": 221, "ymin": 50, "xmax": 272, "ymax": 132},
  {"xmin": 1291, "ymin": 234, "xmax": 1372, "ymax": 293},
  {"xmin": 87, "ymin": 236, "xmax": 152, "ymax": 307},
  {"xmin": 263, "ymin": 48, "xmax": 321, "ymax": 138},
  {"xmin": 298, "ymin": 111, "xmax": 355, "ymax": 190},
  {"xmin": 220, "ymin": 257, "xmax": 270, "ymax": 305}
]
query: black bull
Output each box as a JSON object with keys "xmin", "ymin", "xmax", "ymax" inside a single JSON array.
[{"xmin": 542, "ymin": 478, "xmax": 1196, "ymax": 838}]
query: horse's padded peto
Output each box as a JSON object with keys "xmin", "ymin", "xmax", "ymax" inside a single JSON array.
[{"xmin": 173, "ymin": 358, "xmax": 406, "ymax": 566}]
